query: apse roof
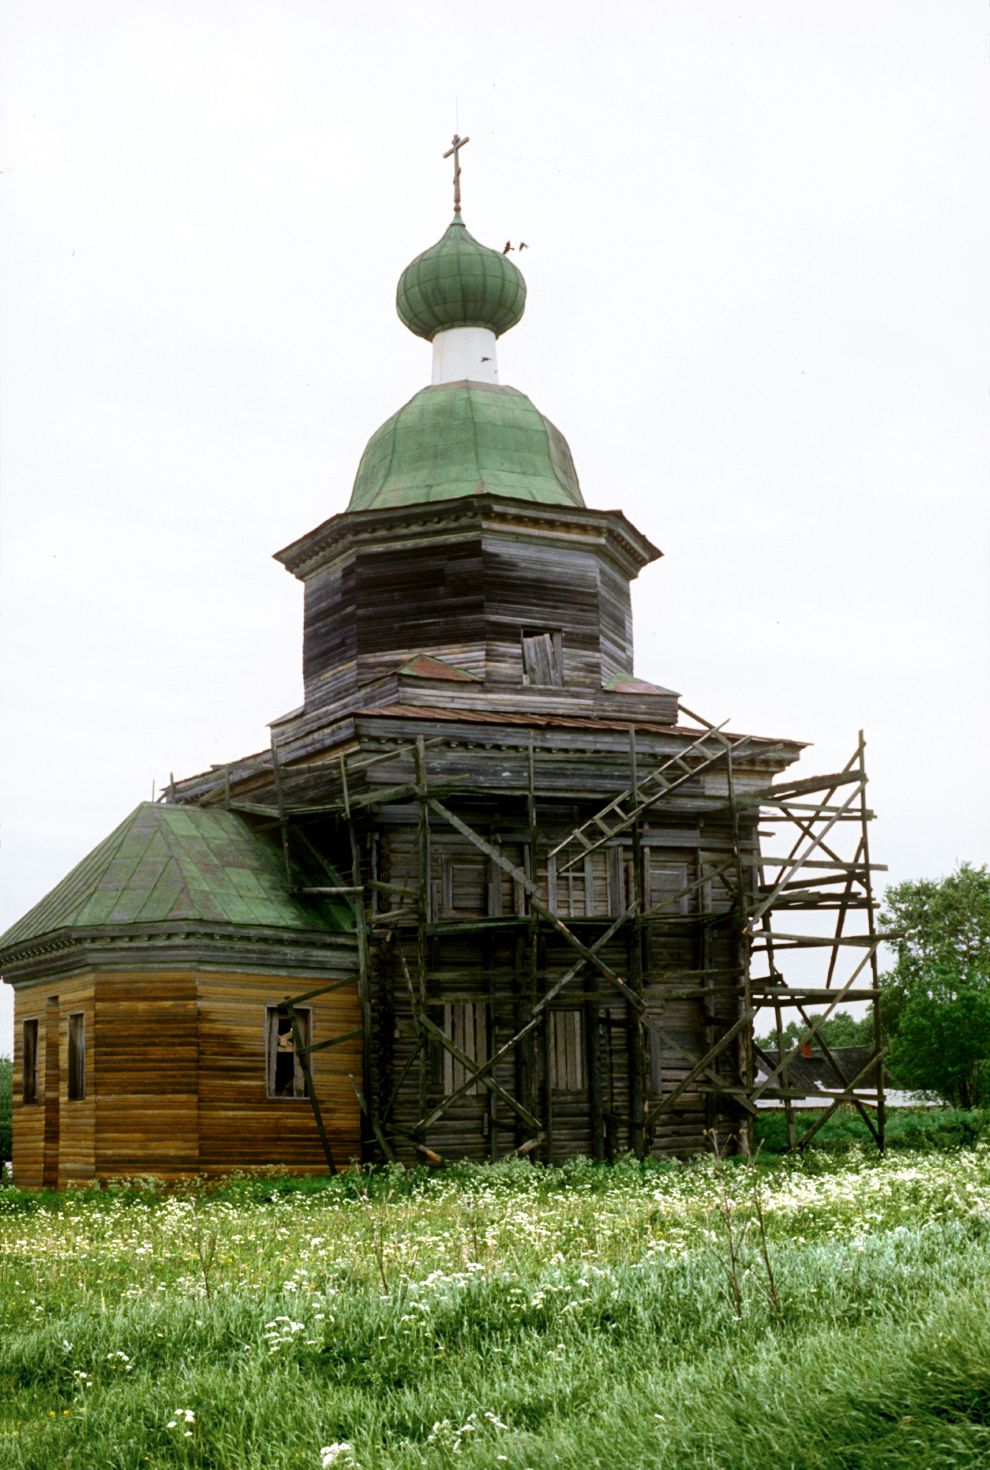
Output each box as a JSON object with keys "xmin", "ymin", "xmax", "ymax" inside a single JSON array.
[{"xmin": 0, "ymin": 802, "xmax": 352, "ymax": 954}]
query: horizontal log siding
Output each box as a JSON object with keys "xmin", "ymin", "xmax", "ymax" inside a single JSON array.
[
  {"xmin": 197, "ymin": 972, "xmax": 362, "ymax": 1173},
  {"xmin": 355, "ymin": 542, "xmax": 486, "ymax": 681},
  {"xmin": 597, "ymin": 560, "xmax": 635, "ymax": 680},
  {"xmin": 303, "ymin": 560, "xmax": 357, "ymax": 707},
  {"xmin": 94, "ymin": 972, "xmax": 198, "ymax": 1180},
  {"xmin": 483, "ymin": 540, "xmax": 602, "ymax": 691}
]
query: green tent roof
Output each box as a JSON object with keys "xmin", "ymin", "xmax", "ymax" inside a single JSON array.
[
  {"xmin": 348, "ymin": 381, "xmax": 584, "ymax": 512},
  {"xmin": 0, "ymin": 803, "xmax": 353, "ymax": 953},
  {"xmin": 396, "ymin": 217, "xmax": 526, "ymax": 341}
]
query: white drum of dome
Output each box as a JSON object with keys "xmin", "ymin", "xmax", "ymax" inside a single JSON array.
[{"xmin": 431, "ymin": 326, "xmax": 499, "ymax": 386}]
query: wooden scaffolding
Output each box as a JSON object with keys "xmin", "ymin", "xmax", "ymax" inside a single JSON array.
[{"xmin": 209, "ymin": 709, "xmax": 885, "ymax": 1168}]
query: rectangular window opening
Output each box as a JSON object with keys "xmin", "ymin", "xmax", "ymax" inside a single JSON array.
[
  {"xmin": 22, "ymin": 1018, "xmax": 39, "ymax": 1104},
  {"xmin": 432, "ymin": 852, "xmax": 489, "ymax": 919},
  {"xmin": 549, "ymin": 1009, "xmax": 586, "ymax": 1092},
  {"xmin": 67, "ymin": 1012, "xmax": 86, "ymax": 1101},
  {"xmin": 436, "ymin": 1002, "xmax": 489, "ymax": 1096},
  {"xmin": 266, "ymin": 1005, "xmax": 312, "ymax": 1099},
  {"xmin": 522, "ymin": 629, "xmax": 564, "ymax": 687}
]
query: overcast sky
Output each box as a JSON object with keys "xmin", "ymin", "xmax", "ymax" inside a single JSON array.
[{"xmin": 2, "ymin": 2, "xmax": 988, "ymax": 1053}]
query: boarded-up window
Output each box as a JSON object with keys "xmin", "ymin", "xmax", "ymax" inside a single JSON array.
[
  {"xmin": 67, "ymin": 1013, "xmax": 85, "ymax": 1100},
  {"xmin": 522, "ymin": 629, "xmax": 563, "ymax": 686},
  {"xmin": 432, "ymin": 852, "xmax": 489, "ymax": 918},
  {"xmin": 436, "ymin": 1002, "xmax": 489, "ymax": 1096},
  {"xmin": 647, "ymin": 860, "xmax": 689, "ymax": 915},
  {"xmin": 22, "ymin": 1018, "xmax": 39, "ymax": 1104},
  {"xmin": 701, "ymin": 863, "xmax": 734, "ymax": 915},
  {"xmin": 549, "ymin": 1009, "xmax": 585, "ymax": 1091},
  {"xmin": 266, "ymin": 1006, "xmax": 312, "ymax": 1099}
]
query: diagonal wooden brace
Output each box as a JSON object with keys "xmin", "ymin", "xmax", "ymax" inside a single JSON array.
[
  {"xmin": 794, "ymin": 1045, "xmax": 889, "ymax": 1150},
  {"xmin": 414, "ymin": 905, "xmax": 637, "ymax": 1133},
  {"xmin": 417, "ymin": 1013, "xmax": 542, "ymax": 1132},
  {"xmin": 428, "ymin": 797, "xmax": 644, "ymax": 1012},
  {"xmin": 748, "ymin": 941, "xmax": 881, "ymax": 1104},
  {"xmin": 643, "ymin": 1009, "xmax": 756, "ymax": 1127}
]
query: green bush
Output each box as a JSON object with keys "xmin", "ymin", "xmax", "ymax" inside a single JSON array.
[{"xmin": 755, "ymin": 1104, "xmax": 990, "ymax": 1154}]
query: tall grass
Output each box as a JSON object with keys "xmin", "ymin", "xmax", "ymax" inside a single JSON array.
[{"xmin": 2, "ymin": 1149, "xmax": 989, "ymax": 1468}]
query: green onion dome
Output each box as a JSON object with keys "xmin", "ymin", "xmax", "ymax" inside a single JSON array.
[
  {"xmin": 396, "ymin": 218, "xmax": 526, "ymax": 341},
  {"xmin": 348, "ymin": 382, "xmax": 583, "ymax": 512}
]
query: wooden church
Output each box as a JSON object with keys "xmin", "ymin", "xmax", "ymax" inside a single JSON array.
[{"xmin": 2, "ymin": 142, "xmax": 885, "ymax": 1185}]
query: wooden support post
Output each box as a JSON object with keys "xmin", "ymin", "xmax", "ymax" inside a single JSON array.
[
  {"xmin": 380, "ymin": 1030, "xmax": 425, "ymax": 1128},
  {"xmin": 525, "ymin": 737, "xmax": 541, "ymax": 1157},
  {"xmin": 628, "ymin": 726, "xmax": 647, "ymax": 1158},
  {"xmin": 773, "ymin": 995, "xmax": 796, "ymax": 1151},
  {"xmin": 486, "ymin": 931, "xmax": 498, "ymax": 1161},
  {"xmin": 726, "ymin": 739, "xmax": 753, "ymax": 1154},
  {"xmin": 414, "ymin": 737, "xmax": 430, "ymax": 1127},
  {"xmin": 340, "ymin": 752, "xmax": 376, "ymax": 1161},
  {"xmin": 698, "ymin": 855, "xmax": 717, "ymax": 1137},
  {"xmin": 347, "ymin": 1075, "xmax": 397, "ymax": 1163},
  {"xmin": 285, "ymin": 1002, "xmax": 336, "ymax": 1175},
  {"xmin": 542, "ymin": 1005, "xmax": 554, "ymax": 1165},
  {"xmin": 584, "ymin": 968, "xmax": 604, "ymax": 1161},
  {"xmin": 858, "ymin": 730, "xmax": 886, "ymax": 1152}
]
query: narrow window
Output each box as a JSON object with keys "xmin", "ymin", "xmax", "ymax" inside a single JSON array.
[
  {"xmin": 549, "ymin": 1009, "xmax": 586, "ymax": 1091},
  {"xmin": 67, "ymin": 1013, "xmax": 86, "ymax": 1100},
  {"xmin": 22, "ymin": 1018, "xmax": 39, "ymax": 1104},
  {"xmin": 522, "ymin": 629, "xmax": 564, "ymax": 686},
  {"xmin": 266, "ymin": 1006, "xmax": 312, "ymax": 1098},
  {"xmin": 606, "ymin": 846, "xmax": 625, "ymax": 914},
  {"xmin": 435, "ymin": 1002, "xmax": 489, "ymax": 1096}
]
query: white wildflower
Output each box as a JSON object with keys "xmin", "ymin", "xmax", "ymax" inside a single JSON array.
[{"xmin": 320, "ymin": 1443, "xmax": 357, "ymax": 1467}]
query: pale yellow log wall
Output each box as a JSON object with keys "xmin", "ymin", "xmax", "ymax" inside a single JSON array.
[{"xmin": 9, "ymin": 967, "xmax": 362, "ymax": 1185}]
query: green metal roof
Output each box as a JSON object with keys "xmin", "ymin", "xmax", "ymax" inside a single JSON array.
[
  {"xmin": 396, "ymin": 217, "xmax": 526, "ymax": 341},
  {"xmin": 348, "ymin": 381, "xmax": 584, "ymax": 512},
  {"xmin": 0, "ymin": 803, "xmax": 353, "ymax": 953}
]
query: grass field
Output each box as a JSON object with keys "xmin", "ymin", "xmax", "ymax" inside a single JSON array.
[{"xmin": 2, "ymin": 1146, "xmax": 990, "ymax": 1470}]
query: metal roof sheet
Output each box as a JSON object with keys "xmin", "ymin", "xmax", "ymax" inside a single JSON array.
[
  {"xmin": 348, "ymin": 382, "xmax": 583, "ymax": 513},
  {"xmin": 0, "ymin": 803, "xmax": 353, "ymax": 954},
  {"xmin": 396, "ymin": 217, "xmax": 526, "ymax": 341}
]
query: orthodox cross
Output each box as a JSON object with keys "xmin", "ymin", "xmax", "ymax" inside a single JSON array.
[{"xmin": 443, "ymin": 132, "xmax": 470, "ymax": 214}]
